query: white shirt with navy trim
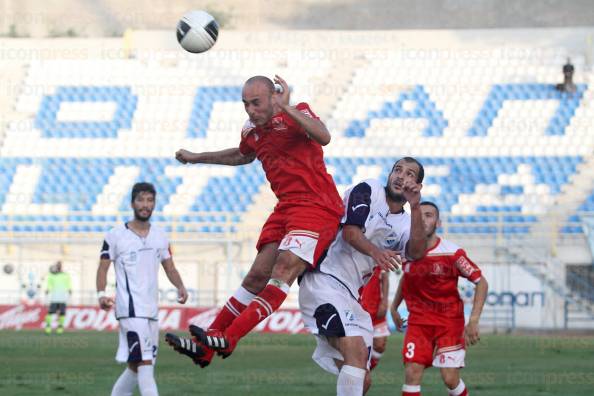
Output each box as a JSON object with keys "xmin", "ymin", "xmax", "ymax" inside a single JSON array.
[
  {"xmin": 101, "ymin": 223, "xmax": 171, "ymax": 320},
  {"xmin": 318, "ymin": 178, "xmax": 411, "ymax": 299}
]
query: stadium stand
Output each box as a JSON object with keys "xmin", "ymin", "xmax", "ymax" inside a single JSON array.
[{"xmin": 1, "ymin": 41, "xmax": 592, "ymax": 238}]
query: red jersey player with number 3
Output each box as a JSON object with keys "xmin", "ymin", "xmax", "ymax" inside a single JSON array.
[
  {"xmin": 166, "ymin": 75, "xmax": 344, "ymax": 365},
  {"xmin": 391, "ymin": 202, "xmax": 489, "ymax": 396}
]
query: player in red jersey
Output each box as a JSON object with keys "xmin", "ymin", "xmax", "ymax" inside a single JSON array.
[
  {"xmin": 390, "ymin": 202, "xmax": 488, "ymax": 396},
  {"xmin": 359, "ymin": 267, "xmax": 390, "ymax": 371},
  {"xmin": 166, "ymin": 75, "xmax": 344, "ymax": 365}
]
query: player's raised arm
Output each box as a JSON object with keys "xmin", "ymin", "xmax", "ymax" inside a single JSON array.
[
  {"xmin": 402, "ymin": 180, "xmax": 427, "ymax": 259},
  {"xmin": 465, "ymin": 276, "xmax": 489, "ymax": 345},
  {"xmin": 161, "ymin": 257, "xmax": 188, "ymax": 304},
  {"xmin": 273, "ymin": 75, "xmax": 331, "ymax": 146},
  {"xmin": 175, "ymin": 147, "xmax": 255, "ymax": 166},
  {"xmin": 281, "ymin": 105, "xmax": 331, "ymax": 145}
]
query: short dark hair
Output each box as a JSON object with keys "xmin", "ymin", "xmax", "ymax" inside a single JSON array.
[
  {"xmin": 420, "ymin": 201, "xmax": 439, "ymax": 218},
  {"xmin": 563, "ymin": 60, "xmax": 574, "ymax": 74},
  {"xmin": 394, "ymin": 157, "xmax": 424, "ymax": 183},
  {"xmin": 131, "ymin": 182, "xmax": 156, "ymax": 203},
  {"xmin": 244, "ymin": 75, "xmax": 275, "ymax": 94}
]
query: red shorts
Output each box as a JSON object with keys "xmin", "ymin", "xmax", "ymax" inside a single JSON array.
[
  {"xmin": 256, "ymin": 202, "xmax": 340, "ymax": 267},
  {"xmin": 402, "ymin": 323, "xmax": 465, "ymax": 367}
]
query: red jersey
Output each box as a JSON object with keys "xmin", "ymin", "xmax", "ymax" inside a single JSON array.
[
  {"xmin": 238, "ymin": 102, "xmax": 343, "ymax": 216},
  {"xmin": 402, "ymin": 238, "xmax": 481, "ymax": 326},
  {"xmin": 360, "ymin": 268, "xmax": 383, "ymax": 318}
]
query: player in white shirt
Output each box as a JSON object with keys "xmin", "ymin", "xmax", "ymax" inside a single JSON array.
[
  {"xmin": 96, "ymin": 182, "xmax": 188, "ymax": 396},
  {"xmin": 299, "ymin": 157, "xmax": 428, "ymax": 396}
]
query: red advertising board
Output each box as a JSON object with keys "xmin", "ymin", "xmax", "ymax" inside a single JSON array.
[{"xmin": 0, "ymin": 304, "xmax": 308, "ymax": 334}]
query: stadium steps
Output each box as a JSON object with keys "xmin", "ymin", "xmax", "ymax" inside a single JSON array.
[
  {"xmin": 553, "ymin": 74, "xmax": 594, "ymax": 218},
  {"xmin": 497, "ymin": 245, "xmax": 594, "ymax": 323},
  {"xmin": 236, "ymin": 182, "xmax": 276, "ymax": 234},
  {"xmin": 311, "ymin": 56, "xmax": 369, "ymax": 120}
]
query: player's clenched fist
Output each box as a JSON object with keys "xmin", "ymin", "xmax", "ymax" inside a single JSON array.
[
  {"xmin": 175, "ymin": 149, "xmax": 194, "ymax": 164},
  {"xmin": 464, "ymin": 320, "xmax": 481, "ymax": 345},
  {"xmin": 402, "ymin": 179, "xmax": 422, "ymax": 207},
  {"xmin": 98, "ymin": 296, "xmax": 115, "ymax": 311}
]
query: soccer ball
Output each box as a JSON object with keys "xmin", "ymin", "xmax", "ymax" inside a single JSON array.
[
  {"xmin": 176, "ymin": 10, "xmax": 219, "ymax": 53},
  {"xmin": 2, "ymin": 263, "xmax": 13, "ymax": 275}
]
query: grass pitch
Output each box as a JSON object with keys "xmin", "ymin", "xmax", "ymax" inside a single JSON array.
[{"xmin": 0, "ymin": 330, "xmax": 593, "ymax": 395}]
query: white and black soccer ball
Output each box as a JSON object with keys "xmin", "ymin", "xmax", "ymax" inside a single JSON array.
[
  {"xmin": 2, "ymin": 263, "xmax": 13, "ymax": 275},
  {"xmin": 176, "ymin": 10, "xmax": 219, "ymax": 53}
]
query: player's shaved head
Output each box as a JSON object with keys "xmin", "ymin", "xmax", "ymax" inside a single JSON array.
[
  {"xmin": 242, "ymin": 76, "xmax": 276, "ymax": 126},
  {"xmin": 244, "ymin": 76, "xmax": 275, "ymax": 94}
]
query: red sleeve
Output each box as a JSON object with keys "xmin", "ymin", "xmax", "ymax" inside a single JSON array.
[
  {"xmin": 295, "ymin": 102, "xmax": 320, "ymax": 120},
  {"xmin": 293, "ymin": 102, "xmax": 320, "ymax": 136},
  {"xmin": 453, "ymin": 249, "xmax": 482, "ymax": 283}
]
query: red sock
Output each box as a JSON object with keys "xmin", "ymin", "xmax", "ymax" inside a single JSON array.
[
  {"xmin": 209, "ymin": 296, "xmax": 247, "ymax": 331},
  {"xmin": 402, "ymin": 384, "xmax": 421, "ymax": 396},
  {"xmin": 370, "ymin": 358, "xmax": 378, "ymax": 370},
  {"xmin": 225, "ymin": 283, "xmax": 288, "ymax": 342}
]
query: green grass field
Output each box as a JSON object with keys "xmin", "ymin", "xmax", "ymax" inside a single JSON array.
[{"xmin": 1, "ymin": 330, "xmax": 593, "ymax": 395}]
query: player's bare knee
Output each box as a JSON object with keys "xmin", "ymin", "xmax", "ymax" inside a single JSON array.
[
  {"xmin": 242, "ymin": 269, "xmax": 269, "ymax": 292},
  {"xmin": 271, "ymin": 252, "xmax": 307, "ymax": 284},
  {"xmin": 351, "ymin": 347, "xmax": 369, "ymax": 367},
  {"xmin": 440, "ymin": 368, "xmax": 460, "ymax": 389},
  {"xmin": 373, "ymin": 337, "xmax": 387, "ymax": 353}
]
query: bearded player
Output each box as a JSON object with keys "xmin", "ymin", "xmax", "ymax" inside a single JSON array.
[
  {"xmin": 391, "ymin": 202, "xmax": 489, "ymax": 396},
  {"xmin": 299, "ymin": 157, "xmax": 427, "ymax": 395}
]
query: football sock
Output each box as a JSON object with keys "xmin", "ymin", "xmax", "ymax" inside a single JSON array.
[
  {"xmin": 402, "ymin": 384, "xmax": 421, "ymax": 396},
  {"xmin": 137, "ymin": 365, "xmax": 158, "ymax": 396},
  {"xmin": 337, "ymin": 365, "xmax": 366, "ymax": 396},
  {"xmin": 225, "ymin": 280, "xmax": 289, "ymax": 342},
  {"xmin": 111, "ymin": 368, "xmax": 137, "ymax": 396},
  {"xmin": 370, "ymin": 349, "xmax": 383, "ymax": 370},
  {"xmin": 45, "ymin": 314, "xmax": 52, "ymax": 331},
  {"xmin": 209, "ymin": 286, "xmax": 256, "ymax": 331},
  {"xmin": 58, "ymin": 315, "xmax": 65, "ymax": 329},
  {"xmin": 448, "ymin": 379, "xmax": 467, "ymax": 396}
]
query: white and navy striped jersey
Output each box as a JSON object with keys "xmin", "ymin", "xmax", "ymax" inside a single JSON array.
[
  {"xmin": 317, "ymin": 179, "xmax": 410, "ymax": 299},
  {"xmin": 101, "ymin": 223, "xmax": 171, "ymax": 321}
]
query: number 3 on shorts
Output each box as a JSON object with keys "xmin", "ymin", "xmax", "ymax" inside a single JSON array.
[{"xmin": 405, "ymin": 342, "xmax": 415, "ymax": 358}]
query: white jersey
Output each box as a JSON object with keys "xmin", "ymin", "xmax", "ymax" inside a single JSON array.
[
  {"xmin": 101, "ymin": 223, "xmax": 171, "ymax": 320},
  {"xmin": 317, "ymin": 178, "xmax": 410, "ymax": 299}
]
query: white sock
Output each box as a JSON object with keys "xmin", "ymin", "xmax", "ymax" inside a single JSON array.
[
  {"xmin": 371, "ymin": 349, "xmax": 383, "ymax": 360},
  {"xmin": 337, "ymin": 365, "xmax": 366, "ymax": 396},
  {"xmin": 448, "ymin": 379, "xmax": 466, "ymax": 395},
  {"xmin": 111, "ymin": 368, "xmax": 137, "ymax": 396},
  {"xmin": 137, "ymin": 365, "xmax": 158, "ymax": 396},
  {"xmin": 233, "ymin": 286, "xmax": 257, "ymax": 306},
  {"xmin": 268, "ymin": 279, "xmax": 291, "ymax": 293},
  {"xmin": 402, "ymin": 384, "xmax": 421, "ymax": 394}
]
